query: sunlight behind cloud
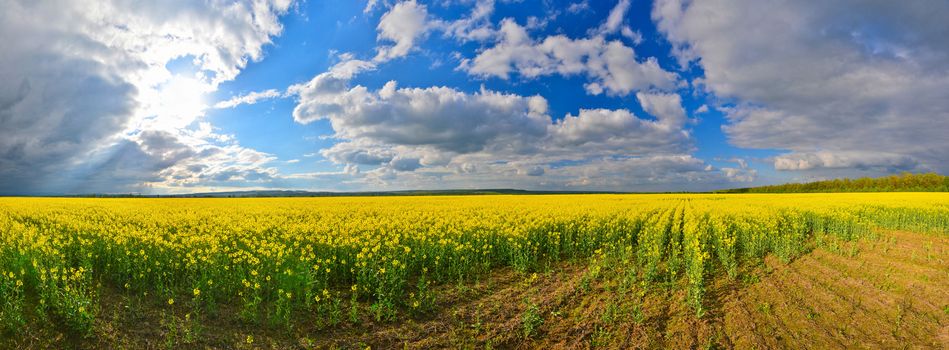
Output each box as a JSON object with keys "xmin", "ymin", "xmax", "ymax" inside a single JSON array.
[{"xmin": 144, "ymin": 75, "xmax": 212, "ymax": 131}]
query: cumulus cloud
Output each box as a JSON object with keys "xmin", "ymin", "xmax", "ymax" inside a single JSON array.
[
  {"xmin": 353, "ymin": 154, "xmax": 742, "ymax": 192},
  {"xmin": 773, "ymin": 151, "xmax": 920, "ymax": 172},
  {"xmin": 551, "ymin": 155, "xmax": 733, "ymax": 190},
  {"xmin": 374, "ymin": 0, "xmax": 432, "ymax": 62},
  {"xmin": 653, "ymin": 0, "xmax": 949, "ymax": 173},
  {"xmin": 635, "ymin": 92, "xmax": 687, "ymax": 128},
  {"xmin": 285, "ymin": 60, "xmax": 743, "ymax": 190},
  {"xmin": 0, "ymin": 0, "xmax": 292, "ymax": 194},
  {"xmin": 131, "ymin": 128, "xmax": 279, "ymax": 188},
  {"xmin": 720, "ymin": 167, "xmax": 756, "ymax": 183},
  {"xmin": 717, "ymin": 158, "xmax": 757, "ymax": 183},
  {"xmin": 435, "ymin": 0, "xmax": 497, "ymax": 43},
  {"xmin": 389, "ymin": 156, "xmax": 423, "ymax": 172},
  {"xmin": 372, "ymin": 0, "xmax": 500, "ymax": 62},
  {"xmin": 547, "ymin": 108, "xmax": 690, "ymax": 155},
  {"xmin": 291, "ymin": 78, "xmax": 550, "ymax": 154},
  {"xmin": 461, "ymin": 18, "xmax": 677, "ymax": 95},
  {"xmin": 366, "ymin": 0, "xmax": 674, "ymax": 97},
  {"xmin": 45, "ymin": 125, "xmax": 280, "ymax": 194},
  {"xmin": 544, "ymin": 92, "xmax": 690, "ymax": 156},
  {"xmin": 288, "ymin": 60, "xmax": 689, "ymax": 162},
  {"xmin": 372, "ymin": 0, "xmax": 659, "ymax": 96},
  {"xmin": 322, "ymin": 141, "xmax": 397, "ymax": 165}
]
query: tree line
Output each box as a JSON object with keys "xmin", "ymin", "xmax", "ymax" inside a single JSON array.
[{"xmin": 718, "ymin": 172, "xmax": 949, "ymax": 193}]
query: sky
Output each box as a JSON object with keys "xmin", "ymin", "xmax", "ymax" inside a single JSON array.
[{"xmin": 1, "ymin": 0, "xmax": 947, "ymax": 195}]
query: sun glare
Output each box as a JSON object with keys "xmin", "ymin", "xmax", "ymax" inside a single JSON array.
[{"xmin": 151, "ymin": 75, "xmax": 211, "ymax": 130}]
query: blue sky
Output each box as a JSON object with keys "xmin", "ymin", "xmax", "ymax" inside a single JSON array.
[
  {"xmin": 214, "ymin": 1, "xmax": 725, "ymax": 174},
  {"xmin": 1, "ymin": 0, "xmax": 946, "ymax": 194}
]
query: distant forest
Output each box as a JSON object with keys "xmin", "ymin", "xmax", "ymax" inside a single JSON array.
[{"xmin": 719, "ymin": 172, "xmax": 949, "ymax": 193}]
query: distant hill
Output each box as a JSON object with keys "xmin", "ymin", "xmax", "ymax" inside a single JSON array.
[
  {"xmin": 717, "ymin": 172, "xmax": 949, "ymax": 193},
  {"xmin": 74, "ymin": 189, "xmax": 624, "ymax": 198},
  {"xmin": 175, "ymin": 189, "xmax": 585, "ymax": 197}
]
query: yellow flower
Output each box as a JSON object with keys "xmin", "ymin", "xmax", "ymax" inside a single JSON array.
[
  {"xmin": 193, "ymin": 288, "xmax": 201, "ymax": 297},
  {"xmin": 168, "ymin": 298, "xmax": 174, "ymax": 305}
]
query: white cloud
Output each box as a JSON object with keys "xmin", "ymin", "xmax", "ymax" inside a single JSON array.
[
  {"xmin": 322, "ymin": 153, "xmax": 740, "ymax": 192},
  {"xmin": 366, "ymin": 0, "xmax": 673, "ymax": 97},
  {"xmin": 718, "ymin": 158, "xmax": 757, "ymax": 183},
  {"xmin": 374, "ymin": 0, "xmax": 431, "ymax": 62},
  {"xmin": 653, "ymin": 0, "xmax": 949, "ymax": 173},
  {"xmin": 773, "ymin": 151, "xmax": 920, "ymax": 172},
  {"xmin": 214, "ymin": 89, "xmax": 282, "ymax": 109},
  {"xmin": 547, "ymin": 108, "xmax": 690, "ymax": 156},
  {"xmin": 621, "ymin": 26, "xmax": 643, "ymax": 45},
  {"xmin": 364, "ymin": 0, "xmax": 381, "ymax": 14},
  {"xmin": 291, "ymin": 77, "xmax": 550, "ymax": 154},
  {"xmin": 288, "ymin": 60, "xmax": 691, "ymax": 164},
  {"xmin": 462, "ymin": 19, "xmax": 677, "ymax": 96},
  {"xmin": 372, "ymin": 0, "xmax": 499, "ymax": 61},
  {"xmin": 285, "ymin": 63, "xmax": 745, "ymax": 190},
  {"xmin": 321, "ymin": 140, "xmax": 397, "ymax": 166},
  {"xmin": 720, "ymin": 167, "xmax": 756, "ymax": 183},
  {"xmin": 436, "ymin": 0, "xmax": 497, "ymax": 43},
  {"xmin": 567, "ymin": 1, "xmax": 591, "ymax": 14},
  {"xmin": 357, "ymin": 154, "xmax": 741, "ymax": 192},
  {"xmin": 551, "ymin": 155, "xmax": 733, "ymax": 190},
  {"xmin": 596, "ymin": 0, "xmax": 630, "ymax": 35},
  {"xmin": 0, "ymin": 0, "xmax": 292, "ymax": 194},
  {"xmin": 71, "ymin": 126, "xmax": 281, "ymax": 194},
  {"xmin": 635, "ymin": 92, "xmax": 687, "ymax": 128},
  {"xmin": 329, "ymin": 58, "xmax": 379, "ymax": 79},
  {"xmin": 134, "ymin": 129, "xmax": 279, "ymax": 187}
]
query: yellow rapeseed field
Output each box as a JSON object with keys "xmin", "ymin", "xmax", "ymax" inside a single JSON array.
[{"xmin": 0, "ymin": 193, "xmax": 947, "ymax": 331}]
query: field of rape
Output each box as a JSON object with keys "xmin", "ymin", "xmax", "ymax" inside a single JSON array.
[{"xmin": 1, "ymin": 193, "xmax": 948, "ymax": 348}]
